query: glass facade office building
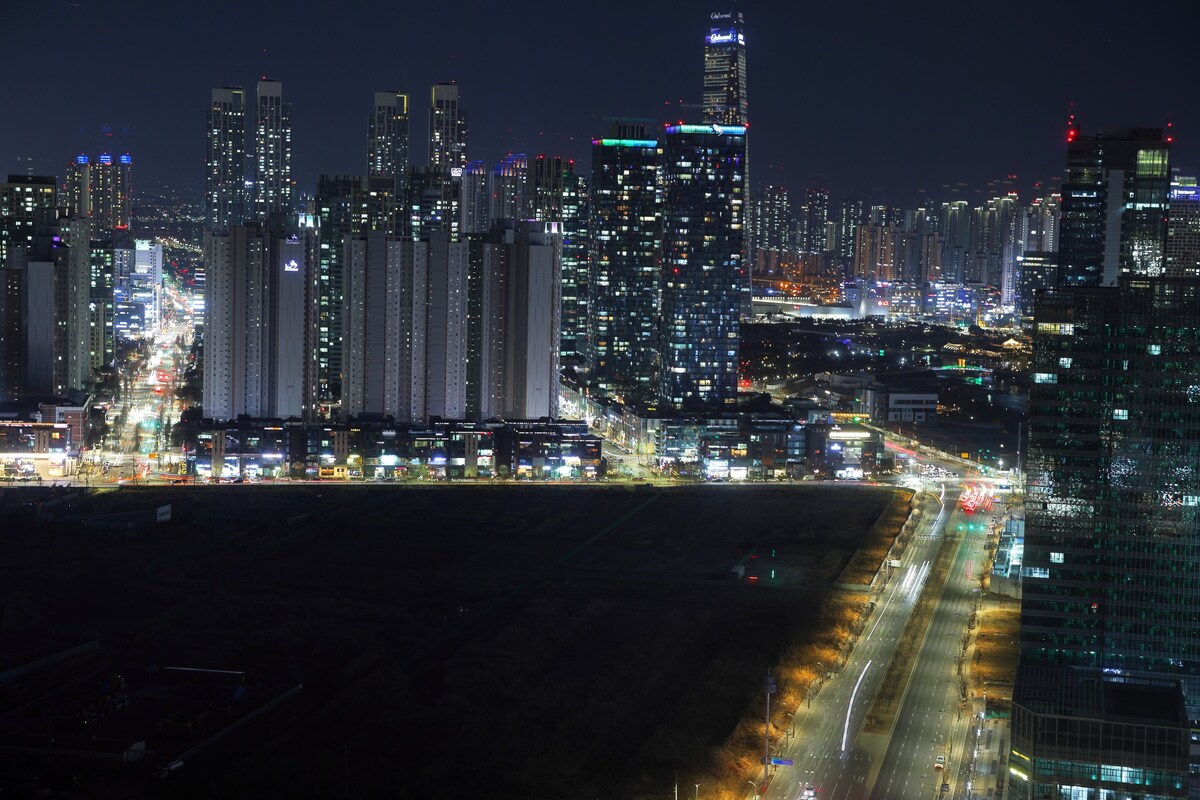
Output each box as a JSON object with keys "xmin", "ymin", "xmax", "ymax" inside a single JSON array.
[
  {"xmin": 1011, "ymin": 277, "xmax": 1200, "ymax": 799},
  {"xmin": 587, "ymin": 129, "xmax": 662, "ymax": 402},
  {"xmin": 659, "ymin": 123, "xmax": 746, "ymax": 410}
]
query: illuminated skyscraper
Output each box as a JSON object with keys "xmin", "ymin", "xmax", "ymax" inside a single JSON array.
[
  {"xmin": 1166, "ymin": 175, "xmax": 1200, "ymax": 278},
  {"xmin": 702, "ymin": 11, "xmax": 748, "ymax": 125},
  {"xmin": 1024, "ymin": 194, "xmax": 1060, "ymax": 253},
  {"xmin": 428, "ymin": 82, "xmax": 468, "ymax": 172},
  {"xmin": 206, "ymin": 86, "xmax": 247, "ymax": 231},
  {"xmin": 0, "ymin": 175, "xmax": 56, "ymax": 268},
  {"xmin": 1010, "ymin": 128, "xmax": 1191, "ymax": 800},
  {"xmin": 1012, "ymin": 277, "xmax": 1199, "ymax": 800},
  {"xmin": 367, "ymin": 90, "xmax": 409, "ymax": 195},
  {"xmin": 490, "ymin": 153, "xmax": 528, "ymax": 223},
  {"xmin": 801, "ymin": 187, "xmax": 829, "ymax": 254},
  {"xmin": 253, "ymin": 79, "xmax": 293, "ymax": 218},
  {"xmin": 748, "ymin": 185, "xmax": 792, "ymax": 275},
  {"xmin": 1058, "ymin": 126, "xmax": 1170, "ymax": 286},
  {"xmin": 588, "ymin": 125, "xmax": 661, "ymax": 401},
  {"xmin": 660, "ymin": 123, "xmax": 746, "ymax": 409},
  {"xmin": 63, "ymin": 152, "xmax": 132, "ymax": 239}
]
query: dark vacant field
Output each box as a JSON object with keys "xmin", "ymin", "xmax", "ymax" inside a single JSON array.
[{"xmin": 0, "ymin": 484, "xmax": 900, "ymax": 799}]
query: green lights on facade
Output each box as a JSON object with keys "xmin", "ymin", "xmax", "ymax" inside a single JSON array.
[{"xmin": 592, "ymin": 138, "xmax": 659, "ymax": 148}]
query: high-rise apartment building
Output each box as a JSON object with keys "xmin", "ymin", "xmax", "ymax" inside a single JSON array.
[
  {"xmin": 63, "ymin": 153, "xmax": 132, "ymax": 239},
  {"xmin": 3, "ymin": 209, "xmax": 91, "ymax": 397},
  {"xmin": 1058, "ymin": 126, "xmax": 1170, "ymax": 286},
  {"xmin": 940, "ymin": 200, "xmax": 972, "ymax": 283},
  {"xmin": 560, "ymin": 167, "xmax": 589, "ymax": 362},
  {"xmin": 748, "ymin": 185, "xmax": 792, "ymax": 274},
  {"xmin": 428, "ymin": 82, "xmax": 468, "ymax": 172},
  {"xmin": 490, "ymin": 153, "xmax": 529, "ymax": 223},
  {"xmin": 527, "ymin": 156, "xmax": 588, "ymax": 360},
  {"xmin": 252, "ymin": 79, "xmax": 293, "ymax": 219},
  {"xmin": 801, "ymin": 187, "xmax": 829, "ymax": 254},
  {"xmin": 314, "ymin": 175, "xmax": 363, "ymax": 404},
  {"xmin": 474, "ymin": 220, "xmax": 563, "ymax": 419},
  {"xmin": 367, "ymin": 90, "xmax": 409, "ymax": 197},
  {"xmin": 660, "ymin": 123, "xmax": 746, "ymax": 409},
  {"xmin": 835, "ymin": 196, "xmax": 862, "ymax": 276},
  {"xmin": 202, "ymin": 216, "xmax": 319, "ymax": 421},
  {"xmin": 406, "ymin": 168, "xmax": 462, "ymax": 241},
  {"xmin": 1166, "ymin": 175, "xmax": 1200, "ymax": 278},
  {"xmin": 0, "ymin": 175, "xmax": 57, "ymax": 268},
  {"xmin": 1024, "ymin": 194, "xmax": 1060, "ymax": 253},
  {"xmin": 459, "ymin": 161, "xmax": 490, "ymax": 235},
  {"xmin": 206, "ymin": 86, "xmax": 247, "ymax": 231},
  {"xmin": 588, "ymin": 126, "xmax": 662, "ymax": 402},
  {"xmin": 702, "ymin": 11, "xmax": 748, "ymax": 126}
]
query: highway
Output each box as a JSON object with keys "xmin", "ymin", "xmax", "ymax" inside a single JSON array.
[
  {"xmin": 761, "ymin": 480, "xmax": 961, "ymax": 800},
  {"xmin": 869, "ymin": 494, "xmax": 992, "ymax": 800}
]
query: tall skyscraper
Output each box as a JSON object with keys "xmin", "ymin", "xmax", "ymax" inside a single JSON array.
[
  {"xmin": 748, "ymin": 186, "xmax": 792, "ymax": 274},
  {"xmin": 1024, "ymin": 194, "xmax": 1060, "ymax": 253},
  {"xmin": 206, "ymin": 86, "xmax": 247, "ymax": 231},
  {"xmin": 1010, "ymin": 126, "xmax": 1191, "ymax": 800},
  {"xmin": 315, "ymin": 175, "xmax": 364, "ymax": 404},
  {"xmin": 253, "ymin": 79, "xmax": 293, "ymax": 219},
  {"xmin": 202, "ymin": 216, "xmax": 318, "ymax": 421},
  {"xmin": 367, "ymin": 90, "xmax": 409, "ymax": 197},
  {"xmin": 428, "ymin": 82, "xmax": 468, "ymax": 172},
  {"xmin": 474, "ymin": 220, "xmax": 563, "ymax": 419},
  {"xmin": 459, "ymin": 161, "xmax": 490, "ymax": 235},
  {"xmin": 659, "ymin": 123, "xmax": 746, "ymax": 409},
  {"xmin": 588, "ymin": 126, "xmax": 662, "ymax": 402},
  {"xmin": 1012, "ymin": 278, "xmax": 1196, "ymax": 800},
  {"xmin": 939, "ymin": 200, "xmax": 971, "ymax": 283},
  {"xmin": 801, "ymin": 187, "xmax": 829, "ymax": 254},
  {"xmin": 1058, "ymin": 126, "xmax": 1170, "ymax": 286},
  {"xmin": 3, "ymin": 208, "xmax": 91, "ymax": 397},
  {"xmin": 1166, "ymin": 175, "xmax": 1200, "ymax": 278},
  {"xmin": 836, "ymin": 196, "xmax": 863, "ymax": 275},
  {"xmin": 490, "ymin": 153, "xmax": 529, "ymax": 223},
  {"xmin": 63, "ymin": 153, "xmax": 132, "ymax": 239},
  {"xmin": 406, "ymin": 168, "xmax": 462, "ymax": 241},
  {"xmin": 702, "ymin": 11, "xmax": 748, "ymax": 125},
  {"xmin": 0, "ymin": 175, "xmax": 57, "ymax": 268}
]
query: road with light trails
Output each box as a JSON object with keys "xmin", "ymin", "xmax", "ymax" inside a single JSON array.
[
  {"xmin": 759, "ymin": 482, "xmax": 960, "ymax": 800},
  {"xmin": 868, "ymin": 492, "xmax": 992, "ymax": 800}
]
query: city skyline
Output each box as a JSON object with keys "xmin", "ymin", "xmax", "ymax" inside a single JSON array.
[{"xmin": 2, "ymin": 1, "xmax": 1196, "ymax": 204}]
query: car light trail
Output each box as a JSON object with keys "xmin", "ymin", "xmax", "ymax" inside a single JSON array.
[{"xmin": 843, "ymin": 659, "xmax": 872, "ymax": 753}]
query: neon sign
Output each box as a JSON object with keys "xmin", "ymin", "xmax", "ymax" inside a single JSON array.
[
  {"xmin": 708, "ymin": 31, "xmax": 736, "ymax": 43},
  {"xmin": 284, "ymin": 259, "xmax": 300, "ymax": 272}
]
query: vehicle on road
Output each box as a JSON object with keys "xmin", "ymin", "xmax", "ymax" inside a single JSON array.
[
  {"xmin": 801, "ymin": 785, "xmax": 816, "ymax": 798},
  {"xmin": 934, "ymin": 755, "xmax": 946, "ymax": 770}
]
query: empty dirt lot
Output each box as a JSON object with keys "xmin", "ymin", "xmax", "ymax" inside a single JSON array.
[{"xmin": 1, "ymin": 483, "xmax": 905, "ymax": 799}]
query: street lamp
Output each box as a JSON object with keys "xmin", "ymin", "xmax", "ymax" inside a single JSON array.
[
  {"xmin": 695, "ymin": 783, "xmax": 700, "ymax": 800},
  {"xmin": 747, "ymin": 779, "xmax": 758, "ymax": 800}
]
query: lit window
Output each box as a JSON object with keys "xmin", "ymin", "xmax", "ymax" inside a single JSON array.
[
  {"xmin": 1025, "ymin": 566, "xmax": 1049, "ymax": 579},
  {"xmin": 1113, "ymin": 409, "xmax": 1128, "ymax": 420},
  {"xmin": 1148, "ymin": 343, "xmax": 1162, "ymax": 355},
  {"xmin": 1059, "ymin": 357, "xmax": 1072, "ymax": 368},
  {"xmin": 1033, "ymin": 373, "xmax": 1057, "ymax": 384},
  {"xmin": 1050, "ymin": 552, "xmax": 1064, "ymax": 563}
]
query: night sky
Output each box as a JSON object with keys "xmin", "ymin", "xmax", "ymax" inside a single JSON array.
[{"xmin": 2, "ymin": 0, "xmax": 1196, "ymax": 205}]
